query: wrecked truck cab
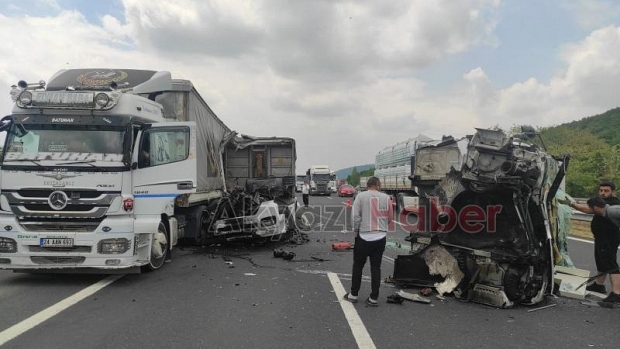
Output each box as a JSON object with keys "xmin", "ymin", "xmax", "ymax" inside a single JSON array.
[
  {"xmin": 211, "ymin": 177, "xmax": 296, "ymax": 239},
  {"xmin": 206, "ymin": 136, "xmax": 298, "ymax": 242},
  {"xmin": 392, "ymin": 127, "xmax": 569, "ymax": 308}
]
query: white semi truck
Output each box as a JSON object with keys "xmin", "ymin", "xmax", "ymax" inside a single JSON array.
[
  {"xmin": 306, "ymin": 165, "xmax": 331, "ymax": 196},
  {"xmin": 328, "ymin": 171, "xmax": 337, "ymax": 194},
  {"xmin": 0, "ymin": 69, "xmax": 297, "ymax": 273}
]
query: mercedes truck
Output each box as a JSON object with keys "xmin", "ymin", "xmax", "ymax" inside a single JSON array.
[{"xmin": 0, "ymin": 69, "xmax": 297, "ymax": 273}]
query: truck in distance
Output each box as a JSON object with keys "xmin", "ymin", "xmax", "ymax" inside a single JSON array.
[
  {"xmin": 306, "ymin": 165, "xmax": 331, "ymax": 196},
  {"xmin": 295, "ymin": 175, "xmax": 306, "ymax": 192}
]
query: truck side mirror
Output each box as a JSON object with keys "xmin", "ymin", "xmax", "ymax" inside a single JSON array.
[{"xmin": 0, "ymin": 115, "xmax": 14, "ymax": 132}]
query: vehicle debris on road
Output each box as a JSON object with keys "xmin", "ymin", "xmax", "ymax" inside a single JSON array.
[
  {"xmin": 331, "ymin": 242, "xmax": 354, "ymax": 251},
  {"xmin": 396, "ymin": 290, "xmax": 432, "ymax": 304}
]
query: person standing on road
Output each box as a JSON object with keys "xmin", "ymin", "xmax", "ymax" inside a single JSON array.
[
  {"xmin": 344, "ymin": 176, "xmax": 394, "ymax": 306},
  {"xmin": 302, "ymin": 181, "xmax": 310, "ymax": 207},
  {"xmin": 570, "ymin": 181, "xmax": 620, "ymax": 299},
  {"xmin": 580, "ymin": 196, "xmax": 620, "ymax": 304}
]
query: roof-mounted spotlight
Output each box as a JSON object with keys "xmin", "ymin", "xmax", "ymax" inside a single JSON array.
[
  {"xmin": 110, "ymin": 81, "xmax": 118, "ymax": 90},
  {"xmin": 95, "ymin": 93, "xmax": 110, "ymax": 107},
  {"xmin": 17, "ymin": 80, "xmax": 28, "ymax": 89},
  {"xmin": 18, "ymin": 91, "xmax": 33, "ymax": 106}
]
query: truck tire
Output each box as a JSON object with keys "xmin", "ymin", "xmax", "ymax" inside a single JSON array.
[{"xmin": 142, "ymin": 222, "xmax": 169, "ymax": 272}]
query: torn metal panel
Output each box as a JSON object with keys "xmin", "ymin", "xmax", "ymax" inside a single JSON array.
[{"xmin": 422, "ymin": 245, "xmax": 464, "ymax": 296}]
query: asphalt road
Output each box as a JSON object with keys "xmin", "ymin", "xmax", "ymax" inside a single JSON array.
[{"xmin": 0, "ymin": 194, "xmax": 618, "ymax": 349}]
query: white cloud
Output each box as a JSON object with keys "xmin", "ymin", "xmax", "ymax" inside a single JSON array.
[
  {"xmin": 4, "ymin": 0, "xmax": 619, "ymax": 173},
  {"xmin": 561, "ymin": 0, "xmax": 620, "ymax": 30},
  {"xmin": 464, "ymin": 25, "xmax": 620, "ymax": 129}
]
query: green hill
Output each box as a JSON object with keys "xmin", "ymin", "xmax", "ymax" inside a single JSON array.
[
  {"xmin": 539, "ymin": 107, "xmax": 620, "ymax": 197},
  {"xmin": 335, "ymin": 164, "xmax": 374, "ymax": 180},
  {"xmin": 563, "ymin": 107, "xmax": 620, "ymax": 145}
]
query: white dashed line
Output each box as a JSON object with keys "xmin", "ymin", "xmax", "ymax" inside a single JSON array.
[
  {"xmin": 0, "ymin": 274, "xmax": 123, "ymax": 346},
  {"xmin": 327, "ymin": 272, "xmax": 377, "ymax": 349},
  {"xmin": 568, "ymin": 236, "xmax": 593, "ymax": 244}
]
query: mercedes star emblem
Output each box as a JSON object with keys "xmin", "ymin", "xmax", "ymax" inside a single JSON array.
[{"xmin": 48, "ymin": 191, "xmax": 69, "ymax": 210}]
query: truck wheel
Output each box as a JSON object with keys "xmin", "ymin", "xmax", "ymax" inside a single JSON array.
[{"xmin": 143, "ymin": 222, "xmax": 168, "ymax": 272}]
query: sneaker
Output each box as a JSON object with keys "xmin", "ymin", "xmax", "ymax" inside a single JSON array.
[
  {"xmin": 343, "ymin": 293, "xmax": 358, "ymax": 303},
  {"xmin": 586, "ymin": 283, "xmax": 607, "ymax": 294},
  {"xmin": 601, "ymin": 292, "xmax": 620, "ymax": 304},
  {"xmin": 365, "ymin": 297, "xmax": 378, "ymax": 307}
]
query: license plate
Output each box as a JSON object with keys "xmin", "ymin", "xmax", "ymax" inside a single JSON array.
[{"xmin": 40, "ymin": 238, "xmax": 74, "ymax": 247}]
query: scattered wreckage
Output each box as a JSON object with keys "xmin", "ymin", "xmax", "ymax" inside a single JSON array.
[{"xmin": 390, "ymin": 126, "xmax": 571, "ymax": 308}]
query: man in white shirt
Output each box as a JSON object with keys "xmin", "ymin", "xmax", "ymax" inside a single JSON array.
[{"xmin": 343, "ymin": 176, "xmax": 394, "ymax": 306}]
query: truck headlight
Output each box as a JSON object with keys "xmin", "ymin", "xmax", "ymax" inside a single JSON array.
[
  {"xmin": 0, "ymin": 237, "xmax": 17, "ymax": 253},
  {"xmin": 98, "ymin": 238, "xmax": 130, "ymax": 254}
]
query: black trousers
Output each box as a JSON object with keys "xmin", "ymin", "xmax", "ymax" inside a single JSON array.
[
  {"xmin": 351, "ymin": 236, "xmax": 386, "ymax": 300},
  {"xmin": 302, "ymin": 194, "xmax": 309, "ymax": 206},
  {"xmin": 594, "ymin": 231, "xmax": 620, "ymax": 274}
]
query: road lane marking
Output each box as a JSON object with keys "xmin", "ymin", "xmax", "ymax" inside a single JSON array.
[
  {"xmin": 327, "ymin": 272, "xmax": 377, "ymax": 349},
  {"xmin": 568, "ymin": 236, "xmax": 593, "ymax": 244},
  {"xmin": 568, "ymin": 236, "xmax": 620, "ymax": 249},
  {"xmin": 0, "ymin": 274, "xmax": 123, "ymax": 346},
  {"xmin": 383, "ymin": 255, "xmax": 394, "ymax": 263}
]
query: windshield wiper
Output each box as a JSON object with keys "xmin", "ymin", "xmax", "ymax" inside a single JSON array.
[
  {"xmin": 3, "ymin": 159, "xmax": 43, "ymax": 166},
  {"xmin": 55, "ymin": 159, "xmax": 98, "ymax": 167}
]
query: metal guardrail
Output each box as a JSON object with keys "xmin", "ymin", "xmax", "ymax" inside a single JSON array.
[{"xmin": 571, "ymin": 211, "xmax": 592, "ymax": 222}]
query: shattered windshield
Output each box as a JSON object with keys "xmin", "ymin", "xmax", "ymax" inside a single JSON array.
[{"xmin": 2, "ymin": 123, "xmax": 125, "ymax": 164}]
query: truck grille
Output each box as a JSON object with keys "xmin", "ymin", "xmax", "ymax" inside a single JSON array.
[
  {"xmin": 20, "ymin": 222, "xmax": 100, "ymax": 232},
  {"xmin": 29, "ymin": 246, "xmax": 92, "ymax": 253},
  {"xmin": 30, "ymin": 256, "xmax": 86, "ymax": 265},
  {"xmin": 2, "ymin": 189, "xmax": 119, "ymax": 229}
]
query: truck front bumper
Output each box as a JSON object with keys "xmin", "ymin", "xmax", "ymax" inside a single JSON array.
[{"xmin": 0, "ymin": 215, "xmax": 147, "ymax": 271}]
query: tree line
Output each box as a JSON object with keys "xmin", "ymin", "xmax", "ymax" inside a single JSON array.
[{"xmin": 346, "ymin": 167, "xmax": 375, "ymax": 186}]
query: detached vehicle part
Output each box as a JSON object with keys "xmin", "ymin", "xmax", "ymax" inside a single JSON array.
[{"xmin": 392, "ymin": 127, "xmax": 569, "ymax": 308}]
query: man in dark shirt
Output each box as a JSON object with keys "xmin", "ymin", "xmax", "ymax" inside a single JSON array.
[{"xmin": 571, "ymin": 182, "xmax": 620, "ymax": 301}]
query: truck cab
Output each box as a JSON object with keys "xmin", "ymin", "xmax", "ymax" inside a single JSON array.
[
  {"xmin": 307, "ymin": 165, "xmax": 331, "ymax": 196},
  {"xmin": 0, "ymin": 70, "xmax": 197, "ymax": 272}
]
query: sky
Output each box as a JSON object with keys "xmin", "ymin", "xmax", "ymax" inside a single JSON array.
[{"xmin": 1, "ymin": 0, "xmax": 620, "ymax": 174}]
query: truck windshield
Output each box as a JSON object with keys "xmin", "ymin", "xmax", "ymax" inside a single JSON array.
[
  {"xmin": 2, "ymin": 123, "xmax": 125, "ymax": 165},
  {"xmin": 312, "ymin": 174, "xmax": 330, "ymax": 181}
]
